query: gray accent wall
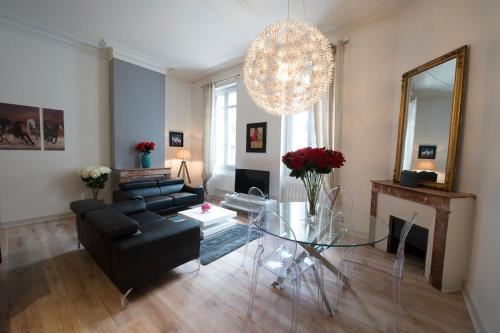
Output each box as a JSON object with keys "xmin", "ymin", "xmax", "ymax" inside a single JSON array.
[{"xmin": 110, "ymin": 59, "xmax": 165, "ymax": 169}]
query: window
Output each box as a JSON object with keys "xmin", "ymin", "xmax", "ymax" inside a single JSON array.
[
  {"xmin": 284, "ymin": 110, "xmax": 315, "ymax": 152},
  {"xmin": 214, "ymin": 84, "xmax": 237, "ymax": 167}
]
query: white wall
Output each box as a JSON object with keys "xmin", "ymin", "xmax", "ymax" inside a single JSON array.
[
  {"xmin": 0, "ymin": 26, "xmax": 109, "ymax": 225},
  {"xmin": 335, "ymin": 0, "xmax": 500, "ymax": 331},
  {"xmin": 165, "ymin": 76, "xmax": 203, "ymax": 184},
  {"xmin": 191, "ymin": 64, "xmax": 282, "ymax": 199}
]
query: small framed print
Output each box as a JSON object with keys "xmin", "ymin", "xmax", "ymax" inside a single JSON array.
[
  {"xmin": 246, "ymin": 122, "xmax": 267, "ymax": 153},
  {"xmin": 418, "ymin": 145, "xmax": 436, "ymax": 159},
  {"xmin": 169, "ymin": 131, "xmax": 183, "ymax": 147}
]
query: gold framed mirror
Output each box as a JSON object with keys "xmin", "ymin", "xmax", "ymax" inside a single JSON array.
[{"xmin": 393, "ymin": 46, "xmax": 467, "ymax": 191}]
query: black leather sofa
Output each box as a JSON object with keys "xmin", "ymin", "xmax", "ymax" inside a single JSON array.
[
  {"xmin": 113, "ymin": 178, "xmax": 204, "ymax": 214},
  {"xmin": 70, "ymin": 198, "xmax": 200, "ymax": 295}
]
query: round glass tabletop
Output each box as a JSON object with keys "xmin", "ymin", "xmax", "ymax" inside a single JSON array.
[{"xmin": 259, "ymin": 202, "xmax": 390, "ymax": 247}]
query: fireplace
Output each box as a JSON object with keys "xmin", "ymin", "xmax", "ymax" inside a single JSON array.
[
  {"xmin": 370, "ymin": 180, "xmax": 475, "ymax": 292},
  {"xmin": 387, "ymin": 216, "xmax": 428, "ymax": 263}
]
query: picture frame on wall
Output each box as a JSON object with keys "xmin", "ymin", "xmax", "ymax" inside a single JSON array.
[
  {"xmin": 246, "ymin": 122, "xmax": 267, "ymax": 153},
  {"xmin": 43, "ymin": 108, "xmax": 65, "ymax": 151},
  {"xmin": 169, "ymin": 131, "xmax": 184, "ymax": 147},
  {"xmin": 0, "ymin": 102, "xmax": 41, "ymax": 150},
  {"xmin": 418, "ymin": 145, "xmax": 437, "ymax": 159}
]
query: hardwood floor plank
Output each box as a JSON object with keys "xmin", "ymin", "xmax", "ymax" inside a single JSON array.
[{"xmin": 0, "ymin": 215, "xmax": 475, "ymax": 333}]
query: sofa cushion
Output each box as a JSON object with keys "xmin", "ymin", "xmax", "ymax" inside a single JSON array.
[
  {"xmin": 158, "ymin": 179, "xmax": 185, "ymax": 195},
  {"xmin": 128, "ymin": 210, "xmax": 166, "ymax": 229},
  {"xmin": 119, "ymin": 180, "xmax": 158, "ymax": 190},
  {"xmin": 122, "ymin": 186, "xmax": 161, "ymax": 198},
  {"xmin": 110, "ymin": 199, "xmax": 146, "ymax": 215},
  {"xmin": 168, "ymin": 192, "xmax": 198, "ymax": 206},
  {"xmin": 144, "ymin": 195, "xmax": 174, "ymax": 211},
  {"xmin": 85, "ymin": 208, "xmax": 138, "ymax": 240}
]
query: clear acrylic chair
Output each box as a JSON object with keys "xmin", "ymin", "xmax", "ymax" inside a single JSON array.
[
  {"xmin": 247, "ymin": 211, "xmax": 324, "ymax": 333},
  {"xmin": 323, "ymin": 186, "xmax": 354, "ymax": 219},
  {"xmin": 335, "ymin": 213, "xmax": 418, "ymax": 331},
  {"xmin": 241, "ymin": 187, "xmax": 266, "ymax": 266}
]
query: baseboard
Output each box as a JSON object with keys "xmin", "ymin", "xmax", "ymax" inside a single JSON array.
[
  {"xmin": 463, "ymin": 286, "xmax": 487, "ymax": 333},
  {"xmin": 0, "ymin": 212, "xmax": 75, "ymax": 229}
]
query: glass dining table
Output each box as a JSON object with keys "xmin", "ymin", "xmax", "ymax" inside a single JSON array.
[{"xmin": 260, "ymin": 201, "xmax": 390, "ymax": 316}]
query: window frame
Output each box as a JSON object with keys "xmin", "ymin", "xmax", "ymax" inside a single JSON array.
[{"xmin": 214, "ymin": 83, "xmax": 237, "ymax": 168}]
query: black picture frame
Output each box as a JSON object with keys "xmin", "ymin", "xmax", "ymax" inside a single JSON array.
[
  {"xmin": 246, "ymin": 122, "xmax": 267, "ymax": 153},
  {"xmin": 169, "ymin": 131, "xmax": 184, "ymax": 147},
  {"xmin": 418, "ymin": 145, "xmax": 437, "ymax": 159}
]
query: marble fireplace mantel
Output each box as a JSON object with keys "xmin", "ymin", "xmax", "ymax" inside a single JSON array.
[{"xmin": 370, "ymin": 180, "xmax": 475, "ymax": 292}]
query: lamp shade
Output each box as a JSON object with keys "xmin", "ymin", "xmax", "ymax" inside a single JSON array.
[
  {"xmin": 176, "ymin": 149, "xmax": 192, "ymax": 160},
  {"xmin": 416, "ymin": 160, "xmax": 436, "ymax": 171}
]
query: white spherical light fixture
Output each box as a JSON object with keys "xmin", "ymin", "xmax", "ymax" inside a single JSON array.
[{"xmin": 243, "ymin": 19, "xmax": 333, "ymax": 116}]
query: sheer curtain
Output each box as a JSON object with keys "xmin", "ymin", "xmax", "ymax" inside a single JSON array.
[
  {"xmin": 202, "ymin": 82, "xmax": 215, "ymax": 194},
  {"xmin": 314, "ymin": 42, "xmax": 345, "ymax": 192},
  {"xmin": 402, "ymin": 94, "xmax": 417, "ymax": 170}
]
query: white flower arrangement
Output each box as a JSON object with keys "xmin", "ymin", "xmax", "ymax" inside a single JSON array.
[
  {"xmin": 76, "ymin": 166, "xmax": 112, "ymax": 179},
  {"xmin": 76, "ymin": 166, "xmax": 112, "ymax": 200}
]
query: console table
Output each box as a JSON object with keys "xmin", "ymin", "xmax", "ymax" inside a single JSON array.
[{"xmin": 370, "ymin": 180, "xmax": 475, "ymax": 292}]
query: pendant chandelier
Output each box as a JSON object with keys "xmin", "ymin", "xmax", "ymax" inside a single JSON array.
[{"xmin": 243, "ymin": 11, "xmax": 333, "ymax": 116}]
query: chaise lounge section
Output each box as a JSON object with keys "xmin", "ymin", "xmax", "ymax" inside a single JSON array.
[{"xmin": 70, "ymin": 198, "xmax": 200, "ymax": 307}]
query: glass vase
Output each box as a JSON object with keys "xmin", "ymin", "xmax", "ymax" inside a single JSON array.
[
  {"xmin": 302, "ymin": 171, "xmax": 324, "ymax": 222},
  {"xmin": 141, "ymin": 151, "xmax": 151, "ymax": 168}
]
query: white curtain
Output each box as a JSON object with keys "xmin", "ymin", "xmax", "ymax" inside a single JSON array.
[
  {"xmin": 402, "ymin": 94, "xmax": 417, "ymax": 170},
  {"xmin": 202, "ymin": 83, "xmax": 215, "ymax": 194},
  {"xmin": 314, "ymin": 42, "xmax": 345, "ymax": 191}
]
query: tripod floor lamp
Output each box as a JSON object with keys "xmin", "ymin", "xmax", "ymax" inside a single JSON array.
[{"xmin": 176, "ymin": 149, "xmax": 192, "ymax": 183}]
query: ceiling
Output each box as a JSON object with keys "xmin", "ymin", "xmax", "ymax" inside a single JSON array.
[
  {"xmin": 0, "ymin": 0, "xmax": 409, "ymax": 82},
  {"xmin": 410, "ymin": 59, "xmax": 457, "ymax": 99}
]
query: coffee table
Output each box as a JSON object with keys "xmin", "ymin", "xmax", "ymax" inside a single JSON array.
[{"xmin": 178, "ymin": 206, "xmax": 237, "ymax": 239}]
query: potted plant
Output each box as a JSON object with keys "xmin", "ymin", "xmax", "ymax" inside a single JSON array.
[
  {"xmin": 282, "ymin": 147, "xmax": 345, "ymax": 219},
  {"xmin": 136, "ymin": 141, "xmax": 155, "ymax": 168},
  {"xmin": 76, "ymin": 166, "xmax": 112, "ymax": 200}
]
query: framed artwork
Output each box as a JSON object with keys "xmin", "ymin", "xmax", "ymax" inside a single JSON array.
[
  {"xmin": 418, "ymin": 145, "xmax": 436, "ymax": 159},
  {"xmin": 43, "ymin": 108, "xmax": 65, "ymax": 151},
  {"xmin": 246, "ymin": 122, "xmax": 267, "ymax": 153},
  {"xmin": 0, "ymin": 102, "xmax": 41, "ymax": 150},
  {"xmin": 169, "ymin": 131, "xmax": 184, "ymax": 147}
]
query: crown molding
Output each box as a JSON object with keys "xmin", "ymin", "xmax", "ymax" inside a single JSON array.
[
  {"xmin": 0, "ymin": 13, "xmax": 102, "ymax": 55},
  {"xmin": 99, "ymin": 39, "xmax": 173, "ymax": 75}
]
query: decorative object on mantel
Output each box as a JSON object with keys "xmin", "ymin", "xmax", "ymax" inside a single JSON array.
[
  {"xmin": 201, "ymin": 202, "xmax": 211, "ymax": 213},
  {"xmin": 136, "ymin": 141, "xmax": 155, "ymax": 168},
  {"xmin": 176, "ymin": 149, "xmax": 192, "ymax": 183},
  {"xmin": 243, "ymin": 0, "xmax": 333, "ymax": 116},
  {"xmin": 400, "ymin": 170, "xmax": 419, "ymax": 187},
  {"xmin": 282, "ymin": 147, "xmax": 345, "ymax": 221},
  {"xmin": 169, "ymin": 131, "xmax": 184, "ymax": 147},
  {"xmin": 370, "ymin": 180, "xmax": 475, "ymax": 292},
  {"xmin": 76, "ymin": 166, "xmax": 111, "ymax": 200}
]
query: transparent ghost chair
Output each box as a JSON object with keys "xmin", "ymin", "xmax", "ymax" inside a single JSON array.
[
  {"xmin": 241, "ymin": 186, "xmax": 267, "ymax": 266},
  {"xmin": 247, "ymin": 211, "xmax": 325, "ymax": 333},
  {"xmin": 335, "ymin": 213, "xmax": 418, "ymax": 331}
]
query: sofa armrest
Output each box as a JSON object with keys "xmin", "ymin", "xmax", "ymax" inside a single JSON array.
[
  {"xmin": 70, "ymin": 199, "xmax": 107, "ymax": 221},
  {"xmin": 85, "ymin": 208, "xmax": 138, "ymax": 240},
  {"xmin": 113, "ymin": 190, "xmax": 144, "ymax": 203},
  {"xmin": 183, "ymin": 184, "xmax": 204, "ymax": 203}
]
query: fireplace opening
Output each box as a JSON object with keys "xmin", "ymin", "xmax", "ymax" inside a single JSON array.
[{"xmin": 387, "ymin": 216, "xmax": 428, "ymax": 263}]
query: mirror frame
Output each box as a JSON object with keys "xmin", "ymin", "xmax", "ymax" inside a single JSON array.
[{"xmin": 393, "ymin": 45, "xmax": 467, "ymax": 191}]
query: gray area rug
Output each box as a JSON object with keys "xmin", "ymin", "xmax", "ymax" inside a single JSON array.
[{"xmin": 200, "ymin": 223, "xmax": 260, "ymax": 265}]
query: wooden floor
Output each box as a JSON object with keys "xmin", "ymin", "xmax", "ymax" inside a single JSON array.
[{"xmin": 0, "ymin": 213, "xmax": 474, "ymax": 333}]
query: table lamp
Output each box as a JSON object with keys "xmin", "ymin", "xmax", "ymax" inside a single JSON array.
[
  {"xmin": 416, "ymin": 160, "xmax": 436, "ymax": 171},
  {"xmin": 176, "ymin": 149, "xmax": 192, "ymax": 183}
]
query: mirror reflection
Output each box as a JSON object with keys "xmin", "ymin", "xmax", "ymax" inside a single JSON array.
[{"xmin": 400, "ymin": 58, "xmax": 457, "ymax": 184}]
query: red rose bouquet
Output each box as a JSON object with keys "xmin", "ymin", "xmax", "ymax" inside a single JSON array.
[
  {"xmin": 282, "ymin": 147, "xmax": 345, "ymax": 217},
  {"xmin": 135, "ymin": 141, "xmax": 155, "ymax": 153}
]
